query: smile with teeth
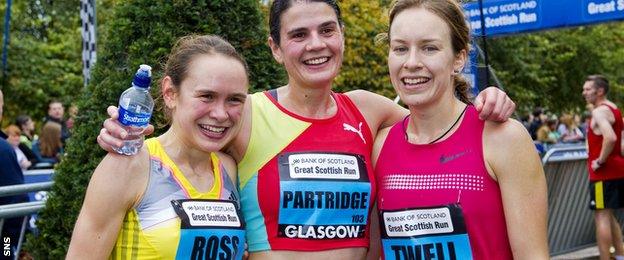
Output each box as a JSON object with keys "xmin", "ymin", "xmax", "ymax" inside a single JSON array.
[
  {"xmin": 402, "ymin": 77, "xmax": 430, "ymax": 85},
  {"xmin": 303, "ymin": 57, "xmax": 329, "ymax": 65},
  {"xmin": 199, "ymin": 124, "xmax": 226, "ymax": 134}
]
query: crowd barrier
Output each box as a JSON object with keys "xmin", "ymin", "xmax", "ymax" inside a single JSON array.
[
  {"xmin": 543, "ymin": 144, "xmax": 624, "ymax": 256},
  {"xmin": 0, "ymin": 169, "xmax": 53, "ymax": 260}
]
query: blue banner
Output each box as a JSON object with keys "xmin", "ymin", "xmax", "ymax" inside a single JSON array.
[{"xmin": 464, "ymin": 0, "xmax": 624, "ymax": 37}]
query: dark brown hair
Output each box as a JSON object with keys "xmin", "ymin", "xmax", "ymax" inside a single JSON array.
[
  {"xmin": 158, "ymin": 35, "xmax": 249, "ymax": 124},
  {"xmin": 39, "ymin": 122, "xmax": 62, "ymax": 157},
  {"xmin": 386, "ymin": 0, "xmax": 472, "ymax": 104},
  {"xmin": 269, "ymin": 0, "xmax": 343, "ymax": 46},
  {"xmin": 586, "ymin": 74, "xmax": 609, "ymax": 95}
]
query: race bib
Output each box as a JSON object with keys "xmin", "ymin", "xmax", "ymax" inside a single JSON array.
[
  {"xmin": 380, "ymin": 204, "xmax": 473, "ymax": 260},
  {"xmin": 172, "ymin": 199, "xmax": 245, "ymax": 260},
  {"xmin": 277, "ymin": 152, "xmax": 371, "ymax": 239}
]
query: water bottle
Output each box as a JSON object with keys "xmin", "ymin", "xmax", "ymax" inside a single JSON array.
[{"xmin": 113, "ymin": 64, "xmax": 154, "ymax": 155}]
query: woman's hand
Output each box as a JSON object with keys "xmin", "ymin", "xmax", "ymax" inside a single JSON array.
[
  {"xmin": 97, "ymin": 106, "xmax": 155, "ymax": 153},
  {"xmin": 474, "ymin": 87, "xmax": 516, "ymax": 122}
]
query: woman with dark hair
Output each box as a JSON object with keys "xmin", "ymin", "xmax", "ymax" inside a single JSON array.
[
  {"xmin": 372, "ymin": 0, "xmax": 548, "ymax": 259},
  {"xmin": 15, "ymin": 115, "xmax": 37, "ymax": 148}
]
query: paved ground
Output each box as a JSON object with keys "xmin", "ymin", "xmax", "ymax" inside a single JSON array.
[{"xmin": 552, "ymin": 245, "xmax": 600, "ymax": 260}]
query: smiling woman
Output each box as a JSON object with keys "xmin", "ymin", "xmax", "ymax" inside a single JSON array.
[
  {"xmin": 66, "ymin": 35, "xmax": 248, "ymax": 260},
  {"xmin": 372, "ymin": 1, "xmax": 549, "ymax": 259}
]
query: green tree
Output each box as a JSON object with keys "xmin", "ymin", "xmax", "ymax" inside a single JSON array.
[
  {"xmin": 487, "ymin": 23, "xmax": 624, "ymax": 114},
  {"xmin": 0, "ymin": 1, "xmax": 83, "ymax": 125},
  {"xmin": 335, "ymin": 0, "xmax": 392, "ymax": 98},
  {"xmin": 25, "ymin": 0, "xmax": 282, "ymax": 258}
]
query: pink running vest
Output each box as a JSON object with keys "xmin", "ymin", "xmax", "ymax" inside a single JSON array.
[{"xmin": 376, "ymin": 106, "xmax": 512, "ymax": 259}]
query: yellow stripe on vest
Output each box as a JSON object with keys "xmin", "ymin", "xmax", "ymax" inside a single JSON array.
[{"xmin": 238, "ymin": 93, "xmax": 310, "ymax": 189}]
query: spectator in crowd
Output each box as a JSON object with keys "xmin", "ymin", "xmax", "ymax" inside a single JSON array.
[
  {"xmin": 582, "ymin": 74, "xmax": 624, "ymax": 260},
  {"xmin": 520, "ymin": 113, "xmax": 533, "ymax": 130},
  {"xmin": 3, "ymin": 125, "xmax": 32, "ymax": 171},
  {"xmin": 66, "ymin": 104, "xmax": 78, "ymax": 130},
  {"xmin": 558, "ymin": 113, "xmax": 584, "ymax": 143},
  {"xmin": 528, "ymin": 107, "xmax": 546, "ymax": 140},
  {"xmin": 15, "ymin": 114, "xmax": 38, "ymax": 148},
  {"xmin": 0, "ymin": 89, "xmax": 30, "ymax": 257},
  {"xmin": 581, "ymin": 110, "xmax": 592, "ymax": 137},
  {"xmin": 537, "ymin": 118, "xmax": 559, "ymax": 144},
  {"xmin": 44, "ymin": 100, "xmax": 70, "ymax": 143},
  {"xmin": 32, "ymin": 121, "xmax": 64, "ymax": 164}
]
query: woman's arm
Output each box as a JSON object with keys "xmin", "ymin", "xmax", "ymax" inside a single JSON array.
[
  {"xmin": 483, "ymin": 120, "xmax": 549, "ymax": 260},
  {"xmin": 366, "ymin": 127, "xmax": 392, "ymax": 260},
  {"xmin": 66, "ymin": 151, "xmax": 149, "ymax": 259}
]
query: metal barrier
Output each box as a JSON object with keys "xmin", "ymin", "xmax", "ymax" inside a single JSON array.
[
  {"xmin": 542, "ymin": 144, "xmax": 624, "ymax": 256},
  {"xmin": 1, "ymin": 176, "xmax": 53, "ymax": 260}
]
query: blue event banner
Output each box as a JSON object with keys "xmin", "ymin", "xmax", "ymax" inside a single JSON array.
[{"xmin": 464, "ymin": 0, "xmax": 624, "ymax": 37}]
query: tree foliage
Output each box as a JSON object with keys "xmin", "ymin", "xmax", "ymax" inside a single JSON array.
[
  {"xmin": 487, "ymin": 23, "xmax": 624, "ymax": 114},
  {"xmin": 335, "ymin": 0, "xmax": 392, "ymax": 97},
  {"xmin": 0, "ymin": 1, "xmax": 83, "ymax": 126},
  {"xmin": 25, "ymin": 0, "xmax": 282, "ymax": 258}
]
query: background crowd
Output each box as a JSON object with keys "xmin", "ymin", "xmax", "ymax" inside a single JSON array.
[
  {"xmin": 522, "ymin": 106, "xmax": 601, "ymax": 155},
  {"xmin": 1, "ymin": 99, "xmax": 75, "ymax": 170}
]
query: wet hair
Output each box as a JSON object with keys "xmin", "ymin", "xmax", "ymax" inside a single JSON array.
[
  {"xmin": 269, "ymin": 0, "xmax": 343, "ymax": 46},
  {"xmin": 586, "ymin": 74, "xmax": 609, "ymax": 95},
  {"xmin": 158, "ymin": 34, "xmax": 249, "ymax": 123},
  {"xmin": 385, "ymin": 0, "xmax": 471, "ymax": 104},
  {"xmin": 15, "ymin": 115, "xmax": 31, "ymax": 131},
  {"xmin": 39, "ymin": 122, "xmax": 62, "ymax": 157}
]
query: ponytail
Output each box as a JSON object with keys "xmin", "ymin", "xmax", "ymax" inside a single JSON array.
[{"xmin": 453, "ymin": 74, "xmax": 472, "ymax": 105}]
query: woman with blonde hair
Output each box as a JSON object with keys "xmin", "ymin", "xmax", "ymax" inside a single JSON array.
[{"xmin": 558, "ymin": 113, "xmax": 584, "ymax": 143}]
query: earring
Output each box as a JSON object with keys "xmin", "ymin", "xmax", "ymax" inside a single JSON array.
[{"xmin": 452, "ymin": 69, "xmax": 460, "ymax": 75}]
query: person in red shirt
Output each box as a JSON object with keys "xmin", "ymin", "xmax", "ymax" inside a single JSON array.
[{"xmin": 583, "ymin": 74, "xmax": 624, "ymax": 260}]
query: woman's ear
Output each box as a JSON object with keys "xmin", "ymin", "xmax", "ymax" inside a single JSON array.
[
  {"xmin": 162, "ymin": 76, "xmax": 178, "ymax": 110},
  {"xmin": 453, "ymin": 49, "xmax": 467, "ymax": 74},
  {"xmin": 268, "ymin": 36, "xmax": 284, "ymax": 64}
]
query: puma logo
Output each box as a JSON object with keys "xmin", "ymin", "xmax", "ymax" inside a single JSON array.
[{"xmin": 343, "ymin": 122, "xmax": 366, "ymax": 144}]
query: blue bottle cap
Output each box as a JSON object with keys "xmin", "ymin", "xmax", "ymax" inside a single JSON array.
[{"xmin": 133, "ymin": 65, "xmax": 152, "ymax": 88}]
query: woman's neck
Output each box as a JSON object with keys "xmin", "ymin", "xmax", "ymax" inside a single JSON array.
[
  {"xmin": 158, "ymin": 128, "xmax": 213, "ymax": 172},
  {"xmin": 276, "ymin": 81, "xmax": 336, "ymax": 119},
  {"xmin": 406, "ymin": 94, "xmax": 466, "ymax": 144}
]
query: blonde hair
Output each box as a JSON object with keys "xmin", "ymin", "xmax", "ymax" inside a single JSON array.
[{"xmin": 560, "ymin": 114, "xmax": 577, "ymax": 130}]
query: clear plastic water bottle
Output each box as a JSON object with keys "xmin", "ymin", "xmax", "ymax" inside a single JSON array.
[{"xmin": 113, "ymin": 64, "xmax": 154, "ymax": 155}]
